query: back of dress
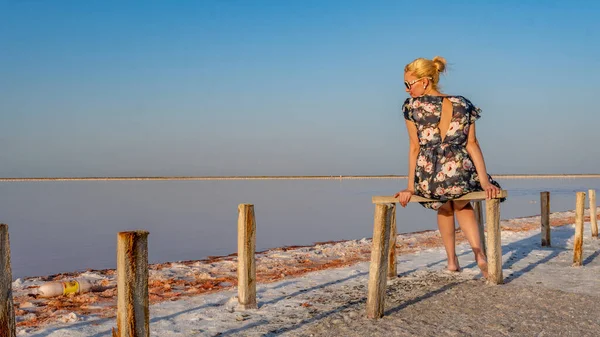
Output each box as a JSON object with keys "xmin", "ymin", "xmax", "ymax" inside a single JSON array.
[
  {"xmin": 402, "ymin": 95, "xmax": 501, "ymax": 210},
  {"xmin": 402, "ymin": 95, "xmax": 481, "ymax": 148}
]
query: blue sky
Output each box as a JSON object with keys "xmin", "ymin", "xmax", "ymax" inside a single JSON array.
[{"xmin": 1, "ymin": 0, "xmax": 599, "ymax": 177}]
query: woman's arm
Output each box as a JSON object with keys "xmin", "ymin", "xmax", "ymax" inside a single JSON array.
[
  {"xmin": 395, "ymin": 120, "xmax": 420, "ymax": 206},
  {"xmin": 405, "ymin": 120, "xmax": 420, "ymax": 191},
  {"xmin": 465, "ymin": 123, "xmax": 500, "ymax": 198},
  {"xmin": 465, "ymin": 123, "xmax": 489, "ymax": 182}
]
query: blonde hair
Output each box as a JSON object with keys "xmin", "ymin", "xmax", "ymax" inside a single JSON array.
[{"xmin": 404, "ymin": 56, "xmax": 447, "ymax": 90}]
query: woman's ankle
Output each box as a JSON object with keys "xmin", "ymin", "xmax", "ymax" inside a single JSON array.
[{"xmin": 447, "ymin": 254, "xmax": 460, "ymax": 271}]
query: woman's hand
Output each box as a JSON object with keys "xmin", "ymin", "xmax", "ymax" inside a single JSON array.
[
  {"xmin": 394, "ymin": 188, "xmax": 414, "ymax": 207},
  {"xmin": 481, "ymin": 180, "xmax": 501, "ymax": 200}
]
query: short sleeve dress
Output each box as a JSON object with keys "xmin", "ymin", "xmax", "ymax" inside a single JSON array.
[{"xmin": 402, "ymin": 95, "xmax": 505, "ymax": 210}]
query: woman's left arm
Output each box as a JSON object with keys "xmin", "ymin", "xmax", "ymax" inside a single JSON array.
[{"xmin": 465, "ymin": 123, "xmax": 500, "ymax": 199}]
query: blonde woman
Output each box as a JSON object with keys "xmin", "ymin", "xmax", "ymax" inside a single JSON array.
[{"xmin": 394, "ymin": 56, "xmax": 504, "ymax": 278}]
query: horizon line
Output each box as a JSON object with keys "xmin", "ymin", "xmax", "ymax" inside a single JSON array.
[{"xmin": 2, "ymin": 173, "xmax": 600, "ymax": 182}]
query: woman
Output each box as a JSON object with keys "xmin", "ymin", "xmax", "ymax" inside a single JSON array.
[{"xmin": 394, "ymin": 56, "xmax": 504, "ymax": 278}]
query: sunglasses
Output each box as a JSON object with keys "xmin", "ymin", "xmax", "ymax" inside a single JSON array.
[{"xmin": 404, "ymin": 77, "xmax": 432, "ymax": 90}]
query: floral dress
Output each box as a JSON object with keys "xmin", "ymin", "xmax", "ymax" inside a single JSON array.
[{"xmin": 402, "ymin": 95, "xmax": 504, "ymax": 210}]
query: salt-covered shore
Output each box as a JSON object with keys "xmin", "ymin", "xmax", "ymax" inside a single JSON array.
[{"xmin": 13, "ymin": 208, "xmax": 600, "ymax": 336}]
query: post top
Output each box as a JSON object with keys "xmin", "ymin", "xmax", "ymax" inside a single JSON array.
[{"xmin": 117, "ymin": 230, "xmax": 149, "ymax": 236}]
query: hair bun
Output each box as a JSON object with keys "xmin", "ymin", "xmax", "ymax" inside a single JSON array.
[{"xmin": 432, "ymin": 56, "xmax": 447, "ymax": 73}]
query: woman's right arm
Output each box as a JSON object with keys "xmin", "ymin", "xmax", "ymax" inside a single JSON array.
[
  {"xmin": 395, "ymin": 120, "xmax": 419, "ymax": 206},
  {"xmin": 405, "ymin": 120, "xmax": 420, "ymax": 191}
]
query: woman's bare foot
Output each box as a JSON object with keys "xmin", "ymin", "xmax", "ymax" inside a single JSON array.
[
  {"xmin": 476, "ymin": 253, "xmax": 488, "ymax": 279},
  {"xmin": 447, "ymin": 254, "xmax": 461, "ymax": 272}
]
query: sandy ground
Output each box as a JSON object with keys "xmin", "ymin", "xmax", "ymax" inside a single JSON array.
[
  {"xmin": 213, "ymin": 223, "xmax": 600, "ymax": 337},
  {"xmin": 213, "ymin": 224, "xmax": 600, "ymax": 337},
  {"xmin": 288, "ymin": 273, "xmax": 600, "ymax": 337},
  {"xmin": 13, "ymin": 209, "xmax": 600, "ymax": 336}
]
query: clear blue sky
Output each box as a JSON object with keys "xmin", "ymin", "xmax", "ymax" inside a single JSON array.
[{"xmin": 1, "ymin": 0, "xmax": 599, "ymax": 177}]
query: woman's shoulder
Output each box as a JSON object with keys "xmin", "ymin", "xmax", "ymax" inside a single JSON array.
[
  {"xmin": 446, "ymin": 95, "xmax": 482, "ymax": 120},
  {"xmin": 445, "ymin": 95, "xmax": 471, "ymax": 104},
  {"xmin": 402, "ymin": 97, "xmax": 413, "ymax": 111},
  {"xmin": 445, "ymin": 95, "xmax": 480, "ymax": 110}
]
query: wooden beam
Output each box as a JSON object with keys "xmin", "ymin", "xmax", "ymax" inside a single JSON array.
[
  {"xmin": 387, "ymin": 204, "xmax": 397, "ymax": 280},
  {"xmin": 486, "ymin": 199, "xmax": 503, "ymax": 285},
  {"xmin": 116, "ymin": 231, "xmax": 149, "ymax": 337},
  {"xmin": 372, "ymin": 190, "xmax": 508, "ymax": 204},
  {"xmin": 473, "ymin": 201, "xmax": 486, "ymax": 254},
  {"xmin": 237, "ymin": 204, "xmax": 257, "ymax": 310},
  {"xmin": 590, "ymin": 189, "xmax": 598, "ymax": 239},
  {"xmin": 0, "ymin": 224, "xmax": 16, "ymax": 337},
  {"xmin": 366, "ymin": 204, "xmax": 393, "ymax": 319},
  {"xmin": 541, "ymin": 191, "xmax": 551, "ymax": 247},
  {"xmin": 573, "ymin": 192, "xmax": 585, "ymax": 266}
]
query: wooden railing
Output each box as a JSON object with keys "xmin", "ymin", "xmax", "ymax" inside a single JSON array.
[{"xmin": 366, "ymin": 190, "xmax": 508, "ymax": 319}]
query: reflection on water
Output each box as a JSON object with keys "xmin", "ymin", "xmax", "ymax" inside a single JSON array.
[{"xmin": 0, "ymin": 178, "xmax": 598, "ymax": 279}]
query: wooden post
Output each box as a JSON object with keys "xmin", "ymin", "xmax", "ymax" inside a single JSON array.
[
  {"xmin": 387, "ymin": 204, "xmax": 397, "ymax": 280},
  {"xmin": 473, "ymin": 201, "xmax": 486, "ymax": 254},
  {"xmin": 485, "ymin": 199, "xmax": 503, "ymax": 285},
  {"xmin": 573, "ymin": 192, "xmax": 585, "ymax": 266},
  {"xmin": 237, "ymin": 204, "xmax": 257, "ymax": 309},
  {"xmin": 590, "ymin": 189, "xmax": 598, "ymax": 239},
  {"xmin": 0, "ymin": 224, "xmax": 16, "ymax": 337},
  {"xmin": 116, "ymin": 231, "xmax": 149, "ymax": 337},
  {"xmin": 541, "ymin": 191, "xmax": 551, "ymax": 247},
  {"xmin": 366, "ymin": 204, "xmax": 393, "ymax": 319}
]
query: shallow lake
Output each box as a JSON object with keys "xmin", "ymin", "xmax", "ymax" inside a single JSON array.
[{"xmin": 1, "ymin": 178, "xmax": 598, "ymax": 279}]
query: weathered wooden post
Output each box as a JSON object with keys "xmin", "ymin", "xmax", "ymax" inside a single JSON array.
[
  {"xmin": 0, "ymin": 224, "xmax": 16, "ymax": 337},
  {"xmin": 573, "ymin": 192, "xmax": 585, "ymax": 266},
  {"xmin": 366, "ymin": 204, "xmax": 393, "ymax": 319},
  {"xmin": 387, "ymin": 204, "xmax": 397, "ymax": 280},
  {"xmin": 485, "ymin": 199, "xmax": 503, "ymax": 285},
  {"xmin": 541, "ymin": 191, "xmax": 551, "ymax": 247},
  {"xmin": 116, "ymin": 231, "xmax": 149, "ymax": 337},
  {"xmin": 473, "ymin": 201, "xmax": 486, "ymax": 254},
  {"xmin": 589, "ymin": 189, "xmax": 598, "ymax": 239},
  {"xmin": 237, "ymin": 204, "xmax": 257, "ymax": 309}
]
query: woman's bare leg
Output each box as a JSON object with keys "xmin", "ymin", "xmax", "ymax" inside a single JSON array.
[
  {"xmin": 453, "ymin": 200, "xmax": 488, "ymax": 278},
  {"xmin": 437, "ymin": 202, "xmax": 460, "ymax": 271}
]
